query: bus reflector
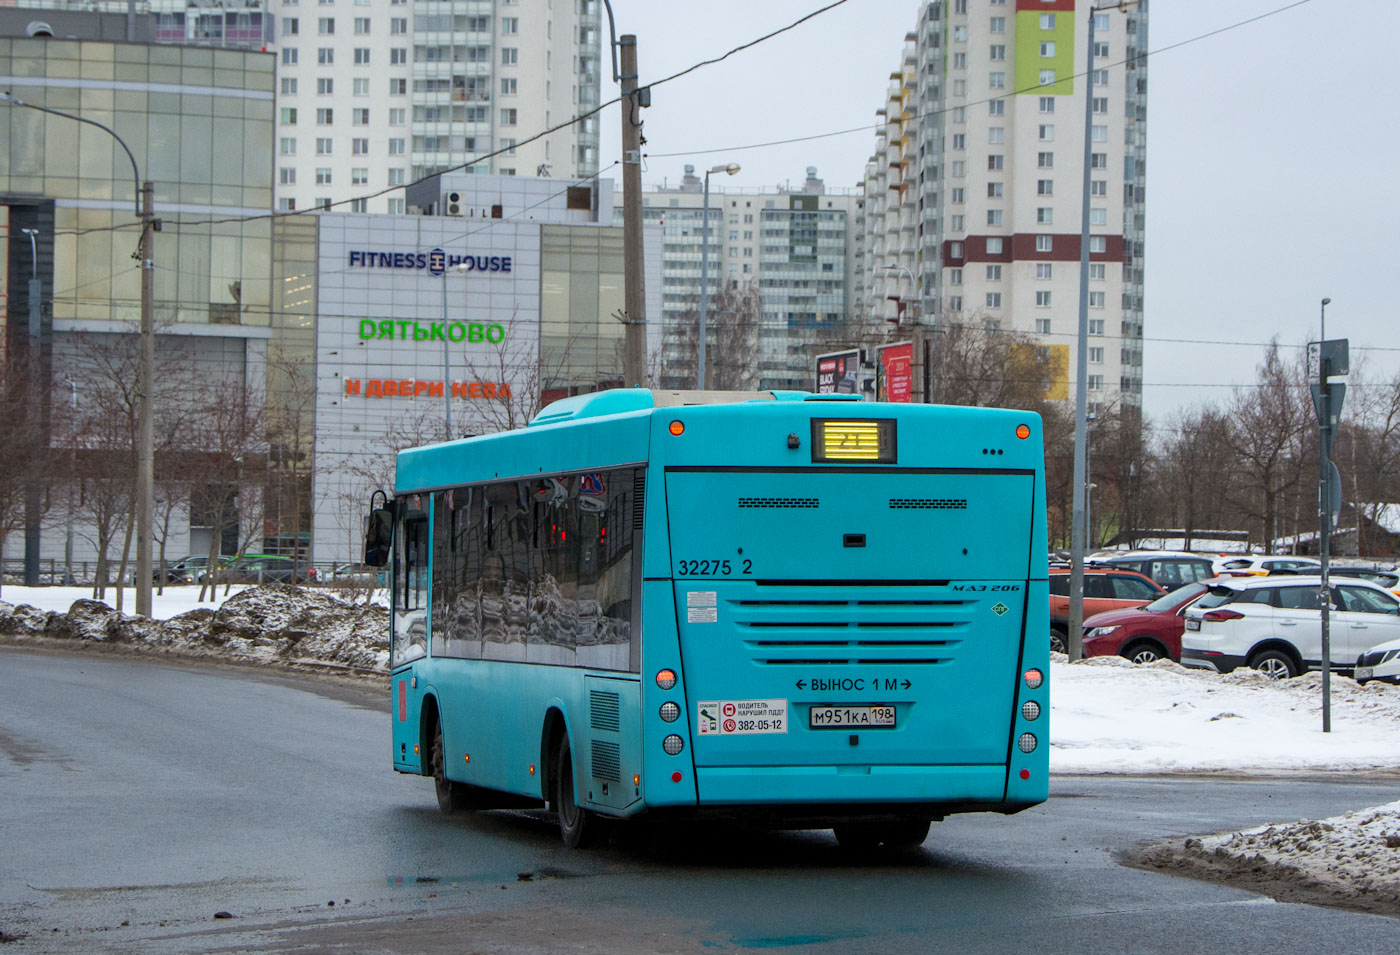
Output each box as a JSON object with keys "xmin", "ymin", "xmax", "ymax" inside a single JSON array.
[
  {"xmin": 672, "ymin": 771, "xmax": 683, "ymax": 783},
  {"xmin": 1018, "ymin": 733, "xmax": 1037, "ymax": 754},
  {"xmin": 656, "ymin": 669, "xmax": 677, "ymax": 690},
  {"xmin": 659, "ymin": 702, "xmax": 680, "ymax": 722},
  {"xmin": 1016, "ymin": 423, "xmax": 1031, "ymax": 440},
  {"xmin": 1024, "ymin": 668, "xmax": 1043, "ymax": 689},
  {"xmin": 669, "ymin": 420, "xmax": 685, "ymax": 435},
  {"xmin": 1020, "ymin": 768, "xmax": 1030, "ymax": 780},
  {"xmin": 1021, "ymin": 701, "xmax": 1041, "ymax": 722},
  {"xmin": 663, "ymin": 735, "xmax": 685, "ymax": 756},
  {"xmin": 812, "ymin": 419, "xmax": 896, "ymax": 463}
]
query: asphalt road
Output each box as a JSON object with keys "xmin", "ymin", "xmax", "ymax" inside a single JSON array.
[{"xmin": 2, "ymin": 646, "xmax": 1398, "ymax": 954}]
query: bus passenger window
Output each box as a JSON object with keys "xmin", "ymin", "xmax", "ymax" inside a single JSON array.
[{"xmin": 391, "ymin": 512, "xmax": 429, "ymax": 667}]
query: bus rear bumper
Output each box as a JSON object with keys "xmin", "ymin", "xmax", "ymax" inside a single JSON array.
[{"xmin": 693, "ymin": 763, "xmax": 1012, "ymax": 807}]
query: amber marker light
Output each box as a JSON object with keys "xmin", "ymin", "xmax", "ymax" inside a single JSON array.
[
  {"xmin": 413, "ymin": 744, "xmax": 419, "ymax": 754},
  {"xmin": 1016, "ymin": 423, "xmax": 1031, "ymax": 440},
  {"xmin": 464, "ymin": 754, "xmax": 470, "ymax": 763},
  {"xmin": 529, "ymin": 764, "xmax": 536, "ymax": 776},
  {"xmin": 669, "ymin": 420, "xmax": 685, "ymax": 436}
]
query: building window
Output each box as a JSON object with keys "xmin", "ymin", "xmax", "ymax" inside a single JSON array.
[
  {"xmin": 1093, "ymin": 96, "xmax": 1109, "ymax": 114},
  {"xmin": 1037, "ymin": 179, "xmax": 1053, "ymax": 196},
  {"xmin": 1036, "ymin": 290, "xmax": 1052, "ymax": 307},
  {"xmin": 387, "ymin": 168, "xmax": 405, "ymax": 186},
  {"xmin": 1091, "ymin": 179, "xmax": 1107, "ymax": 197},
  {"xmin": 279, "ymin": 137, "xmax": 296, "ymax": 155},
  {"xmin": 953, "ymin": 79, "xmax": 966, "ymax": 96},
  {"xmin": 283, "ymin": 17, "xmax": 299, "ymax": 35},
  {"xmin": 388, "ymin": 138, "xmax": 405, "ymax": 155},
  {"xmin": 318, "ymin": 198, "xmax": 331, "ymax": 211},
  {"xmin": 502, "ymin": 47, "xmax": 518, "ymax": 65},
  {"xmin": 1089, "ymin": 236, "xmax": 1107, "ymax": 253},
  {"xmin": 1094, "ymin": 41, "xmax": 1109, "ymax": 59},
  {"xmin": 317, "ymin": 47, "xmax": 333, "ymax": 64},
  {"xmin": 316, "ymin": 137, "xmax": 332, "ymax": 155},
  {"xmin": 1039, "ymin": 96, "xmax": 1054, "ymax": 113},
  {"xmin": 391, "ymin": 16, "xmax": 407, "ymax": 34},
  {"xmin": 318, "ymin": 16, "xmax": 334, "ymax": 34},
  {"xmin": 1036, "ymin": 263, "xmax": 1053, "ymax": 279},
  {"xmin": 280, "ymin": 77, "xmax": 298, "ymax": 95},
  {"xmin": 280, "ymin": 107, "xmax": 297, "ymax": 124},
  {"xmin": 352, "ymin": 138, "xmax": 369, "ymax": 155},
  {"xmin": 1091, "ymin": 152, "xmax": 1108, "ymax": 168},
  {"xmin": 1040, "ymin": 42, "xmax": 1055, "ymax": 57},
  {"xmin": 347, "ymin": 77, "xmax": 366, "ymax": 97},
  {"xmin": 1090, "ymin": 263, "xmax": 1106, "ymax": 280},
  {"xmin": 388, "ymin": 198, "xmax": 405, "ymax": 214},
  {"xmin": 952, "ymin": 133, "xmax": 966, "ymax": 149},
  {"xmin": 951, "ymin": 161, "xmax": 965, "ymax": 177},
  {"xmin": 949, "ymin": 268, "xmax": 963, "ymax": 285},
  {"xmin": 1089, "ymin": 291, "xmax": 1106, "ymax": 308},
  {"xmin": 500, "ymin": 137, "xmax": 517, "ymax": 154},
  {"xmin": 986, "ymin": 264, "xmax": 1002, "ymax": 280},
  {"xmin": 987, "ymin": 154, "xmax": 1003, "ymax": 170},
  {"xmin": 390, "ymin": 78, "xmax": 407, "ymax": 95},
  {"xmin": 1039, "ymin": 70, "xmax": 1056, "ymax": 85},
  {"xmin": 279, "ymin": 167, "xmax": 296, "ymax": 184},
  {"xmin": 1089, "ymin": 318, "xmax": 1105, "ymax": 336},
  {"xmin": 988, "ymin": 127, "xmax": 1004, "ymax": 144},
  {"xmin": 1093, "ymin": 69, "xmax": 1109, "ymax": 86},
  {"xmin": 1038, "ymin": 151, "xmax": 1053, "ymax": 169},
  {"xmin": 1090, "ymin": 208, "xmax": 1107, "ymax": 226},
  {"xmin": 987, "ymin": 209, "xmax": 1002, "ymax": 226},
  {"xmin": 986, "ymin": 292, "xmax": 1002, "ymax": 309},
  {"xmin": 351, "ymin": 168, "xmax": 368, "ymax": 185},
  {"xmin": 952, "ymin": 106, "xmax": 966, "ymax": 122},
  {"xmin": 988, "ymin": 98, "xmax": 1004, "ymax": 116},
  {"xmin": 987, "ymin": 182, "xmax": 1003, "ymax": 198},
  {"xmin": 953, "ymin": 52, "xmax": 967, "ymax": 69},
  {"xmin": 951, "ymin": 187, "xmax": 965, "ymax": 203},
  {"xmin": 1088, "ymin": 375, "xmax": 1104, "ymax": 392},
  {"xmin": 354, "ymin": 48, "xmax": 370, "ymax": 64},
  {"xmin": 1038, "ymin": 124, "xmax": 1054, "ymax": 141},
  {"xmin": 948, "ymin": 294, "xmax": 963, "ymax": 311},
  {"xmin": 1089, "ymin": 347, "xmax": 1104, "ymax": 364},
  {"xmin": 1036, "ymin": 207, "xmax": 1052, "ymax": 225},
  {"xmin": 281, "ymin": 48, "xmax": 298, "ymax": 65},
  {"xmin": 315, "ymin": 167, "xmax": 332, "ymax": 185},
  {"xmin": 949, "ymin": 242, "xmax": 963, "ymax": 258},
  {"xmin": 989, "ymin": 71, "xmax": 1005, "ymax": 89},
  {"xmin": 500, "ymin": 108, "xmax": 517, "ymax": 125},
  {"xmin": 390, "ymin": 48, "xmax": 407, "ymax": 65},
  {"xmin": 1091, "ymin": 125, "xmax": 1107, "ymax": 142},
  {"xmin": 950, "ymin": 214, "xmax": 964, "ymax": 231},
  {"xmin": 353, "ymin": 16, "xmax": 369, "ymax": 33},
  {"xmin": 1035, "ymin": 318, "xmax": 1051, "ymax": 334},
  {"xmin": 353, "ymin": 108, "xmax": 369, "ymax": 125},
  {"xmin": 1040, "ymin": 13, "xmax": 1055, "ymax": 28},
  {"xmin": 501, "ymin": 16, "xmax": 519, "ymax": 33},
  {"xmin": 990, "ymin": 44, "xmax": 1005, "ymax": 61},
  {"xmin": 985, "ymin": 237, "xmax": 1003, "ymax": 254},
  {"xmin": 316, "ymin": 77, "xmax": 332, "ymax": 95},
  {"xmin": 1093, "ymin": 13, "xmax": 1110, "ymax": 30},
  {"xmin": 278, "ymin": 197, "xmax": 296, "ymax": 211},
  {"xmin": 389, "ymin": 108, "xmax": 405, "ymax": 125},
  {"xmin": 316, "ymin": 108, "xmax": 333, "ymax": 125},
  {"xmin": 990, "ymin": 16, "xmax": 1006, "ymax": 32},
  {"xmin": 1036, "ymin": 235, "xmax": 1052, "ymax": 252},
  {"xmin": 350, "ymin": 198, "xmax": 367, "ymax": 213}
]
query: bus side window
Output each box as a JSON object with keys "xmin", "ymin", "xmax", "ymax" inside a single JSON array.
[{"xmin": 391, "ymin": 512, "xmax": 429, "ymax": 667}]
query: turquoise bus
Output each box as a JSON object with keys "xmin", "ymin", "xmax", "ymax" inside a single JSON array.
[{"xmin": 370, "ymin": 389, "xmax": 1049, "ymax": 848}]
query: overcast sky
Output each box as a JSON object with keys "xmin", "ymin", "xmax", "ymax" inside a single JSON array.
[{"xmin": 599, "ymin": 0, "xmax": 1399, "ymax": 425}]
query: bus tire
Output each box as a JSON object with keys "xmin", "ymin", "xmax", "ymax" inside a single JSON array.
[
  {"xmin": 879, "ymin": 818, "xmax": 931, "ymax": 848},
  {"xmin": 554, "ymin": 734, "xmax": 605, "ymax": 848},
  {"xmin": 432, "ymin": 720, "xmax": 471, "ymax": 814},
  {"xmin": 835, "ymin": 819, "xmax": 930, "ymax": 851}
]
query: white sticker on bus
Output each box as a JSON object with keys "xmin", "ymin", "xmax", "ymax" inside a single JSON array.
[
  {"xmin": 687, "ymin": 607, "xmax": 718, "ymax": 623},
  {"xmin": 696, "ymin": 699, "xmax": 788, "ymax": 735},
  {"xmin": 687, "ymin": 591, "xmax": 717, "ymax": 607}
]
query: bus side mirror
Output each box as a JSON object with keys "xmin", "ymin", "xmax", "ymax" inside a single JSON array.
[{"xmin": 364, "ymin": 508, "xmax": 394, "ymax": 567}]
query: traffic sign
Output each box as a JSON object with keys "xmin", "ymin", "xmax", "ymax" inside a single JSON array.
[
  {"xmin": 1310, "ymin": 380, "xmax": 1346, "ymax": 430},
  {"xmin": 1307, "ymin": 339, "xmax": 1349, "ymax": 383}
]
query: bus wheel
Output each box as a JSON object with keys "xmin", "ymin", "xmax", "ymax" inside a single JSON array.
[
  {"xmin": 879, "ymin": 819, "xmax": 931, "ymax": 848},
  {"xmin": 432, "ymin": 721, "xmax": 470, "ymax": 814},
  {"xmin": 554, "ymin": 735, "xmax": 604, "ymax": 848},
  {"xmin": 835, "ymin": 820, "xmax": 930, "ymax": 851}
]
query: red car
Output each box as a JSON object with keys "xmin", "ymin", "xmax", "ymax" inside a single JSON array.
[{"xmin": 1081, "ymin": 581, "xmax": 1212, "ymax": 664}]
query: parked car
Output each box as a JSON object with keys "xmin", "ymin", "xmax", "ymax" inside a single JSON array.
[
  {"xmin": 1087, "ymin": 551, "xmax": 1216, "ymax": 589},
  {"xmin": 1181, "ymin": 575, "xmax": 1400, "ymax": 679},
  {"xmin": 329, "ymin": 562, "xmax": 386, "ymax": 587},
  {"xmin": 1355, "ymin": 636, "xmax": 1400, "ymax": 686},
  {"xmin": 153, "ymin": 555, "xmax": 216, "ymax": 584},
  {"xmin": 1049, "ymin": 567, "xmax": 1165, "ymax": 654},
  {"xmin": 1082, "ymin": 581, "xmax": 1213, "ymax": 664},
  {"xmin": 1325, "ymin": 566, "xmax": 1400, "ymax": 595},
  {"xmin": 201, "ymin": 554, "xmax": 315, "ymax": 585},
  {"xmin": 1210, "ymin": 555, "xmax": 1321, "ymax": 577}
]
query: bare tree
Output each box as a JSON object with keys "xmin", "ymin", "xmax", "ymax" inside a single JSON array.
[
  {"xmin": 0, "ymin": 347, "xmax": 51, "ymax": 599},
  {"xmin": 930, "ymin": 316, "xmax": 1062, "ymax": 411},
  {"xmin": 663, "ymin": 287, "xmax": 763, "ymax": 391},
  {"xmin": 265, "ymin": 350, "xmax": 319, "ymax": 572},
  {"xmin": 1149, "ymin": 406, "xmax": 1237, "ymax": 551}
]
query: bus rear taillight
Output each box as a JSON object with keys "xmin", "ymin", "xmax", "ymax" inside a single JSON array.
[
  {"xmin": 1016, "ymin": 423, "xmax": 1031, "ymax": 440},
  {"xmin": 656, "ymin": 669, "xmax": 677, "ymax": 690},
  {"xmin": 1023, "ymin": 668, "xmax": 1043, "ymax": 689},
  {"xmin": 669, "ymin": 420, "xmax": 685, "ymax": 436}
]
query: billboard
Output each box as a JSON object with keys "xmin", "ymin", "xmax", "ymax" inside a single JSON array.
[
  {"xmin": 815, "ymin": 349, "xmax": 861, "ymax": 394},
  {"xmin": 877, "ymin": 342, "xmax": 914, "ymax": 403}
]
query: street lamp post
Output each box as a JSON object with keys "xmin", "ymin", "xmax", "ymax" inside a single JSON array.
[
  {"xmin": 65, "ymin": 379, "xmax": 77, "ymax": 586},
  {"xmin": 1068, "ymin": 1, "xmax": 1136, "ymax": 661},
  {"xmin": 1, "ymin": 91, "xmax": 156, "ymax": 616},
  {"xmin": 697, "ymin": 162, "xmax": 739, "ymax": 389}
]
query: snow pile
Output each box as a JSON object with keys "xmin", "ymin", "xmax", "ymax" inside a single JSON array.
[
  {"xmin": 1140, "ymin": 800, "xmax": 1400, "ymax": 915},
  {"xmin": 1051, "ymin": 653, "xmax": 1400, "ymax": 774},
  {"xmin": 0, "ymin": 585, "xmax": 389, "ymax": 671}
]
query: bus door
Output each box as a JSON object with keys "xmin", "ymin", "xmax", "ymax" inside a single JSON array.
[
  {"xmin": 664, "ymin": 468, "xmax": 1034, "ymax": 785},
  {"xmin": 392, "ymin": 498, "xmax": 429, "ymax": 773}
]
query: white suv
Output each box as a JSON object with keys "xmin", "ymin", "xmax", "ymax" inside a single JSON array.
[{"xmin": 1181, "ymin": 575, "xmax": 1400, "ymax": 678}]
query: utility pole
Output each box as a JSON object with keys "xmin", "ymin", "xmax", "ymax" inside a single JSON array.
[
  {"xmin": 136, "ymin": 180, "xmax": 155, "ymax": 617},
  {"xmin": 619, "ymin": 34, "xmax": 647, "ymax": 387}
]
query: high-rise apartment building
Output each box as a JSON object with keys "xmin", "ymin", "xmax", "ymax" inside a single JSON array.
[
  {"xmin": 638, "ymin": 166, "xmax": 864, "ymax": 391},
  {"xmin": 863, "ymin": 0, "xmax": 1148, "ymax": 409},
  {"xmin": 18, "ymin": 0, "xmax": 602, "ymax": 215}
]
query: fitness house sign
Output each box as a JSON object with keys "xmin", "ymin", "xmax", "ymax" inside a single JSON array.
[{"xmin": 347, "ymin": 247, "xmax": 512, "ymax": 275}]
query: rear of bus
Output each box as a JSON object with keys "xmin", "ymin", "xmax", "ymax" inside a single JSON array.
[{"xmin": 637, "ymin": 397, "xmax": 1048, "ymax": 826}]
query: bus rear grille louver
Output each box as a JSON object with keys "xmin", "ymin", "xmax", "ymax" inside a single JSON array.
[
  {"xmin": 632, "ymin": 471, "xmax": 646, "ymax": 530},
  {"xmin": 591, "ymin": 740, "xmax": 621, "ymax": 782},
  {"xmin": 889, "ymin": 498, "xmax": 967, "ymax": 509},
  {"xmin": 732, "ymin": 596, "xmax": 969, "ymax": 666},
  {"xmin": 589, "ymin": 690, "xmax": 620, "ymax": 733},
  {"xmin": 738, "ymin": 497, "xmax": 819, "ymax": 509}
]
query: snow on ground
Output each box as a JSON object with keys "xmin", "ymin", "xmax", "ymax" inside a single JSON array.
[
  {"xmin": 1051, "ymin": 653, "xmax": 1400, "ymax": 775},
  {"xmin": 0, "ymin": 583, "xmax": 384, "ymax": 619}
]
